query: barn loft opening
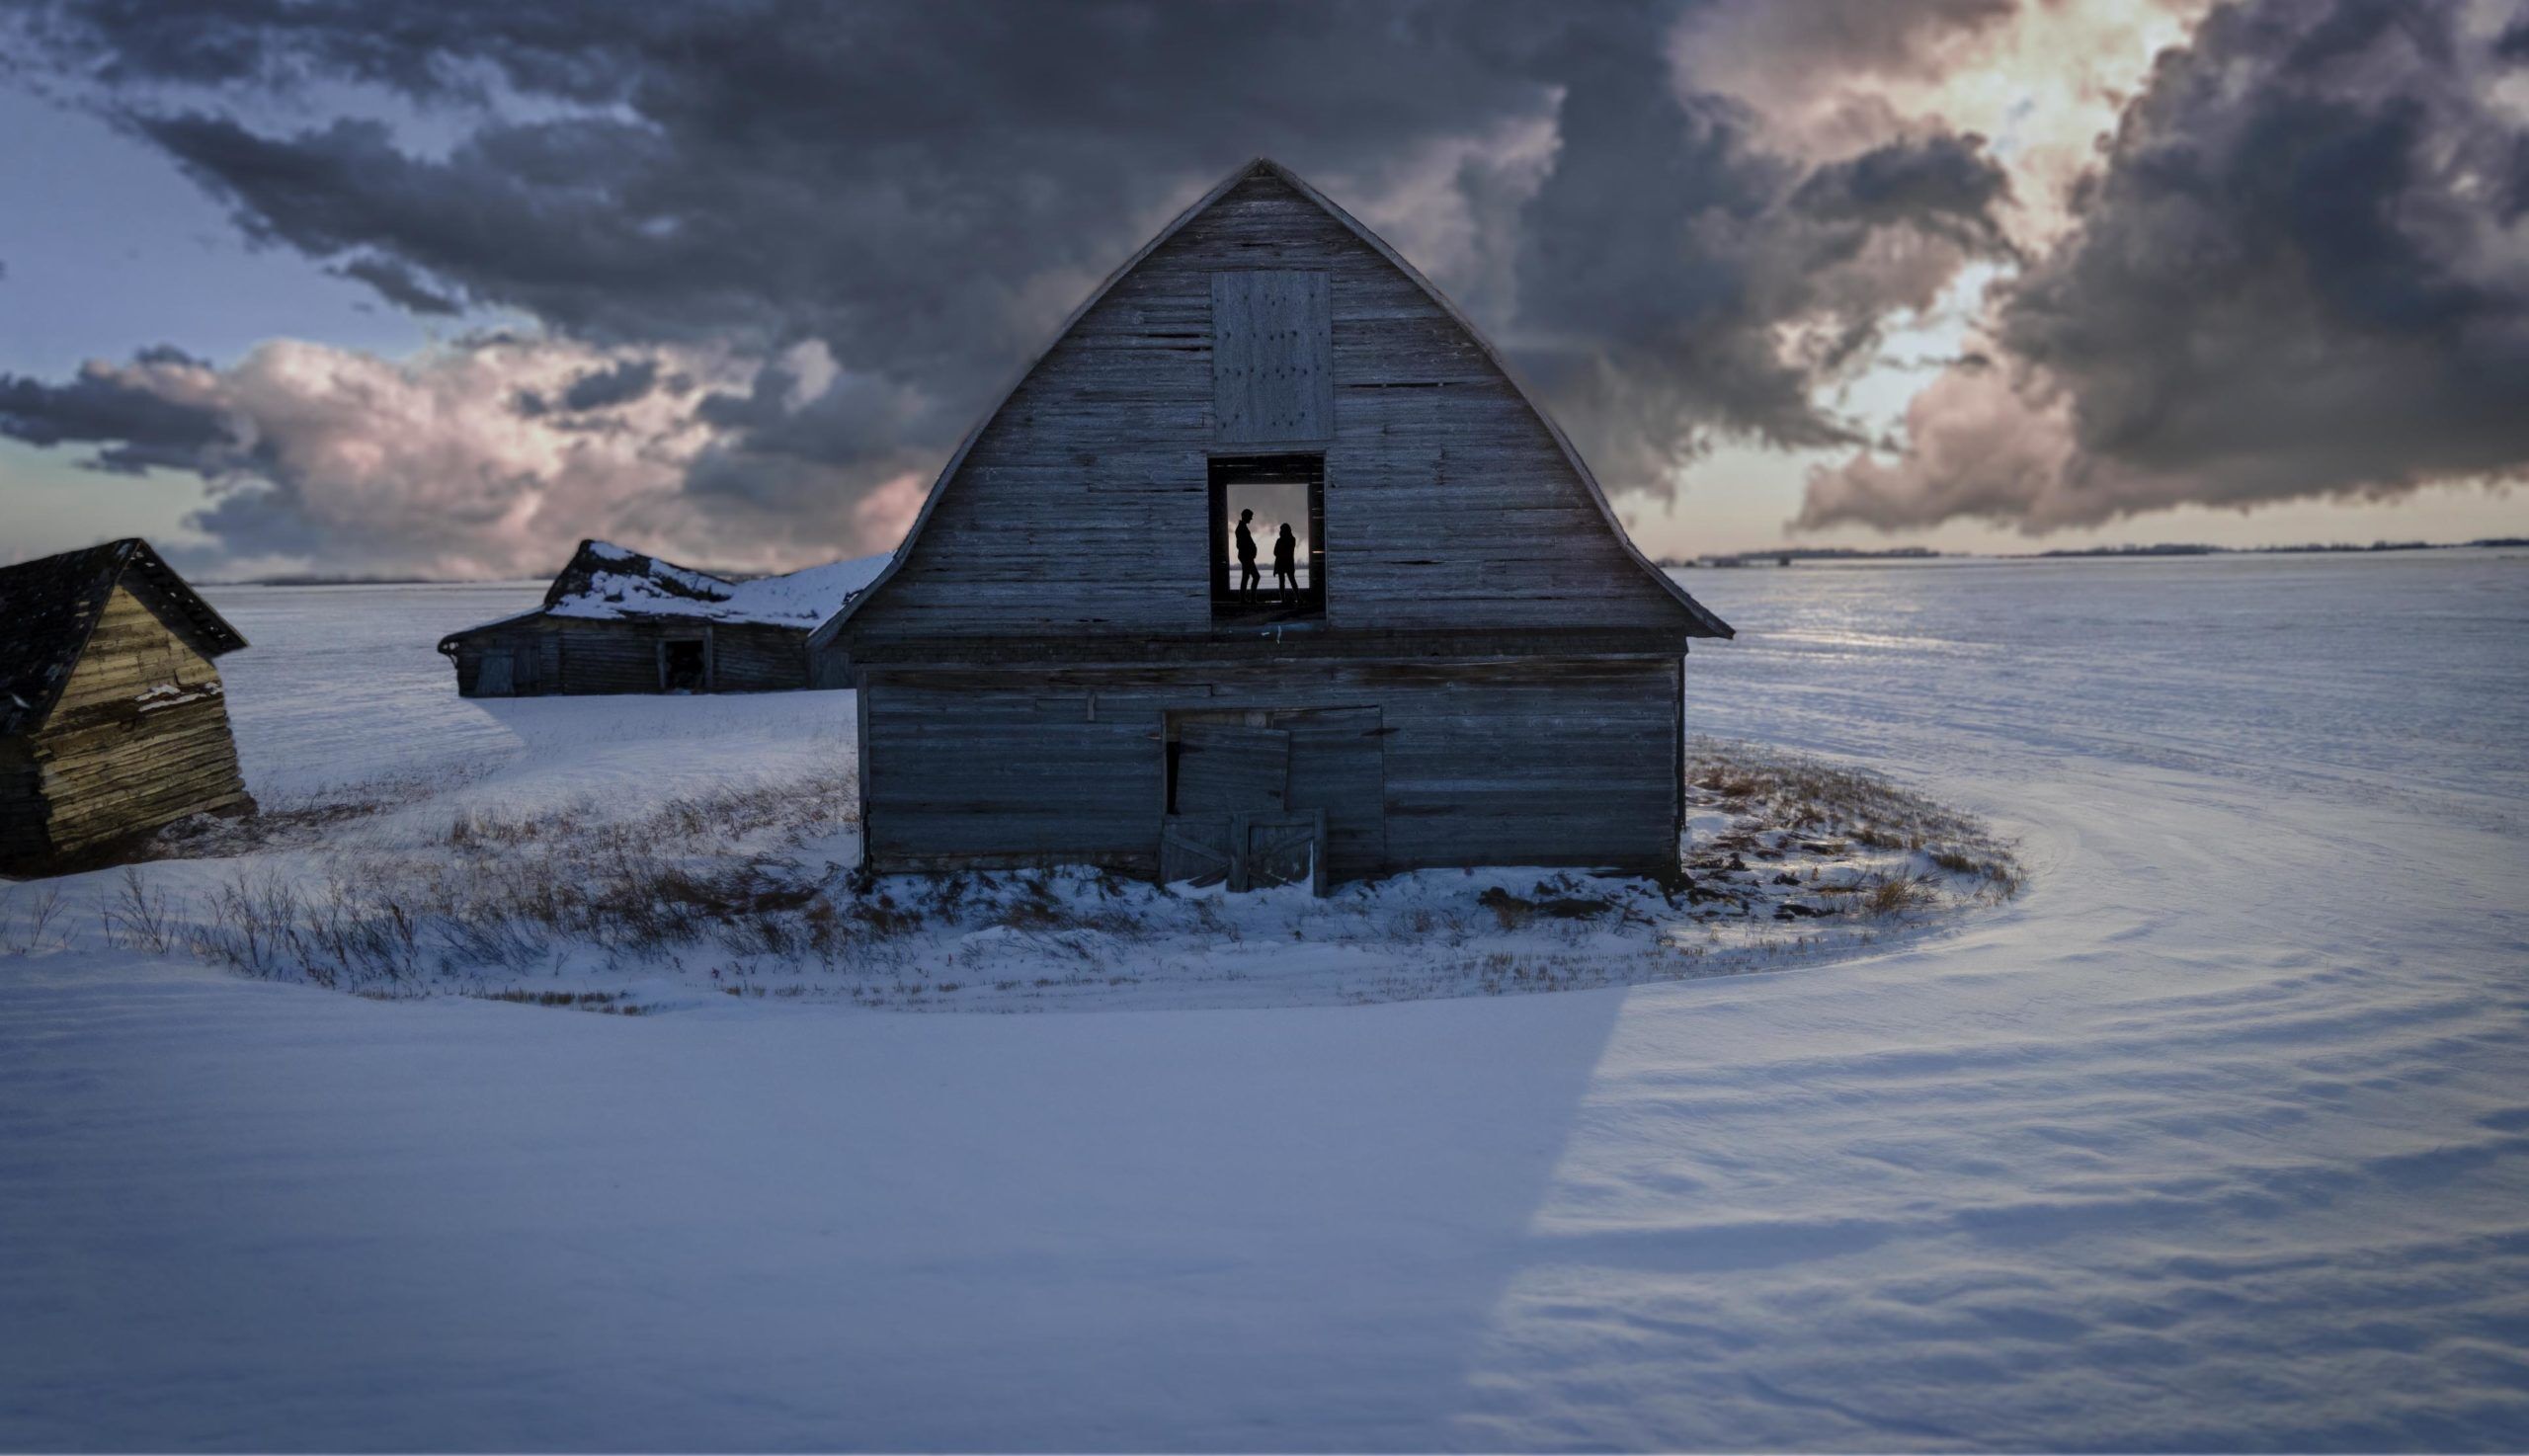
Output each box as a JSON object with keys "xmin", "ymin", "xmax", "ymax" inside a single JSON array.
[{"xmin": 1209, "ymin": 453, "xmax": 1324, "ymax": 621}]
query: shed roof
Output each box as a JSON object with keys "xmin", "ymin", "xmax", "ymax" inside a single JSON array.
[
  {"xmin": 0, "ymin": 537, "xmax": 248, "ymax": 736},
  {"xmin": 445, "ymin": 540, "xmax": 889, "ymax": 643}
]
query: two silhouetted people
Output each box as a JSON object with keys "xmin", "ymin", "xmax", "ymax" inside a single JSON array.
[{"xmin": 1233, "ymin": 509, "xmax": 1304, "ymax": 604}]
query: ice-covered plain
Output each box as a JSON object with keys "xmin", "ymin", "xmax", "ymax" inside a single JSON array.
[{"xmin": 3, "ymin": 550, "xmax": 2526, "ymax": 1450}]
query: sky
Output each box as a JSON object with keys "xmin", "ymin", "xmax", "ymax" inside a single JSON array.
[{"xmin": 1, "ymin": 0, "xmax": 2525, "ymax": 578}]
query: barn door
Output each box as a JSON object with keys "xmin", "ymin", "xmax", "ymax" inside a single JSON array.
[
  {"xmin": 1238, "ymin": 810, "xmax": 1327, "ymax": 895},
  {"xmin": 1279, "ymin": 707, "xmax": 1383, "ymax": 879},
  {"xmin": 1166, "ymin": 722, "xmax": 1286, "ymax": 890},
  {"xmin": 1174, "ymin": 723, "xmax": 1288, "ymax": 814},
  {"xmin": 1160, "ymin": 816, "xmax": 1237, "ymax": 889},
  {"xmin": 476, "ymin": 651, "xmax": 515, "ymax": 696}
]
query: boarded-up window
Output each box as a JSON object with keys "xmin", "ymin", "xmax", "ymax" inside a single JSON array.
[{"xmin": 1211, "ymin": 271, "xmax": 1331, "ymax": 443}]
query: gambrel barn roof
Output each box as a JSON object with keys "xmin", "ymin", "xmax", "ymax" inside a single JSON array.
[
  {"xmin": 835, "ymin": 156, "xmax": 1732, "ymax": 647},
  {"xmin": 0, "ymin": 538, "xmax": 246, "ymax": 736}
]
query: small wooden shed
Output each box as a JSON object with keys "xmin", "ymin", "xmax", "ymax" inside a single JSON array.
[
  {"xmin": 1, "ymin": 538, "xmax": 254, "ymax": 868},
  {"xmin": 830, "ymin": 158, "xmax": 1733, "ymax": 889},
  {"xmin": 439, "ymin": 541, "xmax": 884, "ymax": 696}
]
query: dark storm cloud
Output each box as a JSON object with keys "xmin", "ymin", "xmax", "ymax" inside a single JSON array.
[
  {"xmin": 9, "ymin": 0, "xmax": 2029, "ymax": 565},
  {"xmin": 1790, "ymin": 134, "xmax": 2014, "ymax": 245},
  {"xmin": 0, "ymin": 358, "xmax": 237, "ymax": 473},
  {"xmin": 559, "ymin": 357, "xmax": 658, "ymax": 412},
  {"xmin": 1509, "ymin": 15, "xmax": 2014, "ymax": 480},
  {"xmin": 1802, "ymin": 0, "xmax": 2529, "ymax": 533},
  {"xmin": 332, "ymin": 253, "xmax": 461, "ymax": 315}
]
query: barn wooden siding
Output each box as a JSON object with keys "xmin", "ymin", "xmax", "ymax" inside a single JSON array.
[
  {"xmin": 1, "ymin": 583, "xmax": 250, "ymax": 862},
  {"xmin": 843, "ymin": 168, "xmax": 1702, "ymax": 651},
  {"xmin": 447, "ymin": 618, "xmax": 814, "ymax": 696},
  {"xmin": 858, "ymin": 658, "xmax": 1682, "ymax": 880}
]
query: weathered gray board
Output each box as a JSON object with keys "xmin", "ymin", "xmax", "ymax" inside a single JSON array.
[
  {"xmin": 1238, "ymin": 810, "xmax": 1327, "ymax": 894},
  {"xmin": 1211, "ymin": 270, "xmax": 1332, "ymax": 445},
  {"xmin": 1175, "ymin": 722, "xmax": 1289, "ymax": 814},
  {"xmin": 859, "ymin": 658, "xmax": 1679, "ymax": 881},
  {"xmin": 1157, "ymin": 810, "xmax": 1327, "ymax": 894}
]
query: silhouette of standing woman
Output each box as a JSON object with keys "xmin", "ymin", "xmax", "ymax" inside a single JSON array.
[
  {"xmin": 1235, "ymin": 508, "xmax": 1260, "ymax": 599},
  {"xmin": 1273, "ymin": 523, "xmax": 1298, "ymax": 601}
]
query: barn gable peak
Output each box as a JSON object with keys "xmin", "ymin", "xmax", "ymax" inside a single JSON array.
[{"xmin": 838, "ymin": 156, "xmax": 1731, "ymax": 646}]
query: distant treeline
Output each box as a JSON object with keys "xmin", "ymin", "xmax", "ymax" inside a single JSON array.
[
  {"xmin": 1661, "ymin": 547, "xmax": 1942, "ymax": 568},
  {"xmin": 2034, "ymin": 538, "xmax": 2528, "ymax": 558},
  {"xmin": 1661, "ymin": 538, "xmax": 2524, "ymax": 568},
  {"xmin": 223, "ymin": 573, "xmax": 456, "ymax": 587}
]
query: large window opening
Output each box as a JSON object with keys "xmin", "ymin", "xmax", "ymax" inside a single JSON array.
[{"xmin": 1209, "ymin": 453, "xmax": 1324, "ymax": 622}]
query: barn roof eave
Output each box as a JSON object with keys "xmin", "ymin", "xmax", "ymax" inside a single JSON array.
[
  {"xmin": 834, "ymin": 156, "xmax": 1735, "ymax": 642},
  {"xmin": 828, "ymin": 159, "xmax": 1270, "ymax": 639}
]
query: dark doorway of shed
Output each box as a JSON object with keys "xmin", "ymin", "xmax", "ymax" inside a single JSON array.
[
  {"xmin": 661, "ymin": 639, "xmax": 708, "ymax": 693},
  {"xmin": 1209, "ymin": 454, "xmax": 1323, "ymax": 622}
]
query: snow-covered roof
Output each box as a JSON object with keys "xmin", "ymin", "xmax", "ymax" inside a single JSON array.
[{"xmin": 533, "ymin": 540, "xmax": 890, "ymax": 629}]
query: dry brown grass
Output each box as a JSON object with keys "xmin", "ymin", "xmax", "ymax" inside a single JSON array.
[
  {"xmin": 1684, "ymin": 737, "xmax": 2021, "ymax": 905},
  {"xmin": 187, "ymin": 768, "xmax": 868, "ymax": 987}
]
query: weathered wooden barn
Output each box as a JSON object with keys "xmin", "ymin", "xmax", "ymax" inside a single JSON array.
[
  {"xmin": 439, "ymin": 541, "xmax": 884, "ymax": 696},
  {"xmin": 1, "ymin": 538, "xmax": 254, "ymax": 868},
  {"xmin": 831, "ymin": 158, "xmax": 1733, "ymax": 889}
]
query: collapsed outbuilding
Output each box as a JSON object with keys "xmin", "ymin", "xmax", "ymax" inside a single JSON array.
[
  {"xmin": 830, "ymin": 158, "xmax": 1733, "ymax": 890},
  {"xmin": 439, "ymin": 541, "xmax": 885, "ymax": 696},
  {"xmin": 1, "ymin": 538, "xmax": 253, "ymax": 868}
]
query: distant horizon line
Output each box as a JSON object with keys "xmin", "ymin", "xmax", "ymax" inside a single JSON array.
[
  {"xmin": 1660, "ymin": 536, "xmax": 2529, "ymax": 568},
  {"xmin": 173, "ymin": 533, "xmax": 2529, "ymax": 588}
]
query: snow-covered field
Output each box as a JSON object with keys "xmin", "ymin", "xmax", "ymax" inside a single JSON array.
[{"xmin": 5, "ymin": 551, "xmax": 2527, "ymax": 1449}]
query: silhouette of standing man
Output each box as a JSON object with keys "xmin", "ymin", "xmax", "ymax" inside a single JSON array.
[
  {"xmin": 1235, "ymin": 508, "xmax": 1260, "ymax": 599},
  {"xmin": 1273, "ymin": 523, "xmax": 1298, "ymax": 601}
]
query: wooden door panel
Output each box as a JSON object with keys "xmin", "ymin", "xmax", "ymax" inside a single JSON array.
[
  {"xmin": 1161, "ymin": 815, "xmax": 1236, "ymax": 888},
  {"xmin": 1277, "ymin": 707, "xmax": 1385, "ymax": 879},
  {"xmin": 1238, "ymin": 810, "xmax": 1326, "ymax": 895},
  {"xmin": 1176, "ymin": 723, "xmax": 1289, "ymax": 815}
]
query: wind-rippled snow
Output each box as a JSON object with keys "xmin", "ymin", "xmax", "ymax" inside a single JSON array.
[{"xmin": 3, "ymin": 550, "xmax": 2526, "ymax": 1450}]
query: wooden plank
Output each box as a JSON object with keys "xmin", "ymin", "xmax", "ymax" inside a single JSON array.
[
  {"xmin": 1235, "ymin": 809, "xmax": 1327, "ymax": 895},
  {"xmin": 1211, "ymin": 270, "xmax": 1332, "ymax": 444},
  {"xmin": 1160, "ymin": 815, "xmax": 1235, "ymax": 888},
  {"xmin": 1174, "ymin": 723, "xmax": 1287, "ymax": 815},
  {"xmin": 854, "ymin": 655, "xmax": 1678, "ymax": 881},
  {"xmin": 1277, "ymin": 706, "xmax": 1384, "ymax": 879}
]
